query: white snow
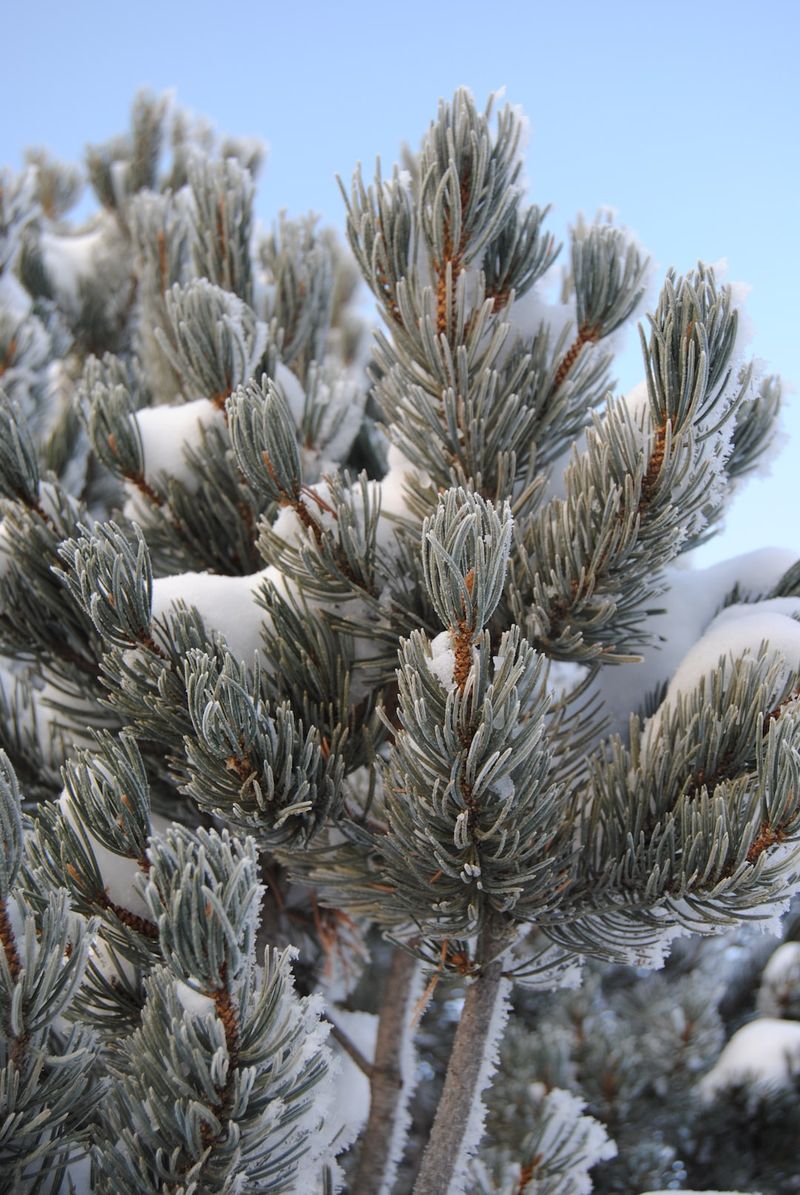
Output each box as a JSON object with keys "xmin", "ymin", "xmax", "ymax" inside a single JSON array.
[
  {"xmin": 274, "ymin": 361, "xmax": 306, "ymax": 426},
  {"xmin": 283, "ymin": 987, "xmax": 345, "ymax": 1193},
  {"xmin": 671, "ymin": 606, "xmax": 800, "ymax": 702},
  {"xmin": 711, "ymin": 595, "xmax": 800, "ymax": 629},
  {"xmin": 588, "ymin": 546, "xmax": 799, "ymax": 738},
  {"xmin": 500, "ymin": 281, "xmax": 575, "ymax": 361},
  {"xmin": 32, "ymin": 681, "xmax": 98, "ymax": 767},
  {"xmin": 643, "ymin": 607, "xmax": 800, "ymax": 751},
  {"xmin": 491, "ymin": 775, "xmax": 515, "ymax": 802},
  {"xmin": 58, "ymin": 790, "xmax": 148, "ymax": 918},
  {"xmin": 308, "ymin": 368, "xmax": 367, "ymax": 468},
  {"xmin": 269, "ymin": 502, "xmax": 305, "ymax": 546},
  {"xmin": 698, "ymin": 1017, "xmax": 800, "ymax": 1098},
  {"xmin": 56, "ymin": 790, "xmax": 170, "ymax": 922},
  {"xmin": 127, "ymin": 396, "xmax": 224, "ymax": 497},
  {"xmin": 427, "ymin": 630, "xmax": 456, "ymax": 690},
  {"xmin": 269, "ymin": 480, "xmax": 337, "ymax": 547},
  {"xmin": 547, "ymin": 659, "xmax": 589, "ymax": 701},
  {"xmin": 174, "ymin": 979, "xmax": 217, "ymax": 1018},
  {"xmin": 378, "ymin": 444, "xmax": 432, "ymax": 525},
  {"xmin": 144, "ymin": 443, "xmax": 423, "ymax": 693},
  {"xmin": 39, "ymin": 224, "xmax": 107, "ymax": 312},
  {"xmin": 760, "ymin": 940, "xmax": 800, "ymax": 987},
  {"xmin": 328, "ymin": 1008, "xmax": 377, "ymax": 1146},
  {"xmin": 757, "ymin": 941, "xmax": 800, "ymax": 1016},
  {"xmin": 151, "ymin": 566, "xmax": 274, "ymax": 664},
  {"xmin": 0, "ymin": 668, "xmax": 66, "ymax": 769}
]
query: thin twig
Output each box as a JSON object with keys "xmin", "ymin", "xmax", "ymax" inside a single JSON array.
[{"xmin": 327, "ymin": 1016, "xmax": 374, "ymax": 1078}]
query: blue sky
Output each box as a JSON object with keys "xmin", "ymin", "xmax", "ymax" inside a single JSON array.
[{"xmin": 2, "ymin": 0, "xmax": 798, "ymax": 566}]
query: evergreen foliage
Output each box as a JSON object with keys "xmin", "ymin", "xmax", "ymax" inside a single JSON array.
[{"xmin": 0, "ymin": 87, "xmax": 798, "ymax": 1193}]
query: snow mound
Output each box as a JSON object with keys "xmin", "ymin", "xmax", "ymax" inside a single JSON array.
[
  {"xmin": 127, "ymin": 397, "xmax": 224, "ymax": 498},
  {"xmin": 698, "ymin": 1017, "xmax": 800, "ymax": 1098},
  {"xmin": 591, "ymin": 546, "xmax": 799, "ymax": 737},
  {"xmin": 757, "ymin": 941, "xmax": 800, "ymax": 1016},
  {"xmin": 151, "ymin": 567, "xmax": 274, "ymax": 664}
]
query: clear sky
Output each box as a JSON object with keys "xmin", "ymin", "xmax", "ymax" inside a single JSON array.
[{"xmin": 2, "ymin": 0, "xmax": 798, "ymax": 566}]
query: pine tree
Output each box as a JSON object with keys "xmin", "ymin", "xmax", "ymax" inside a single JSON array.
[{"xmin": 1, "ymin": 87, "xmax": 798, "ymax": 1194}]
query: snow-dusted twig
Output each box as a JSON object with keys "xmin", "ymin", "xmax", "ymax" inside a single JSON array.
[
  {"xmin": 353, "ymin": 946, "xmax": 420, "ymax": 1195},
  {"xmin": 327, "ymin": 1014, "xmax": 374, "ymax": 1078}
]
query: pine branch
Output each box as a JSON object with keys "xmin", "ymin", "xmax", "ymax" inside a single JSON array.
[{"xmin": 2, "ymin": 84, "xmax": 799, "ymax": 1193}]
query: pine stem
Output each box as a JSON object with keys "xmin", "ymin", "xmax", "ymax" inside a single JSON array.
[
  {"xmin": 550, "ymin": 323, "xmax": 600, "ymax": 393},
  {"xmin": 353, "ymin": 946, "xmax": 419, "ymax": 1195},
  {"xmin": 413, "ymin": 916, "xmax": 511, "ymax": 1195}
]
